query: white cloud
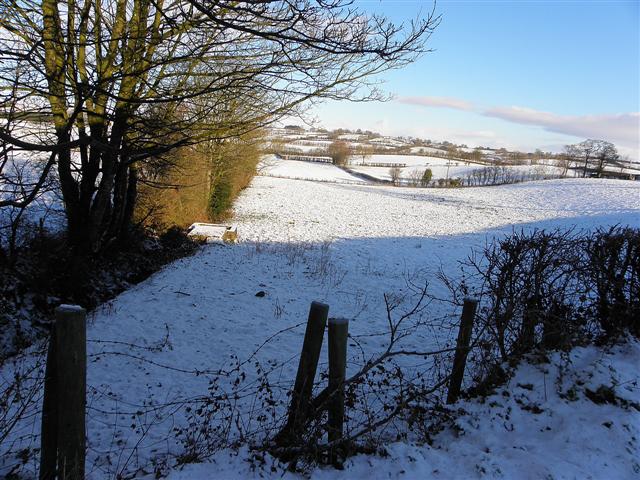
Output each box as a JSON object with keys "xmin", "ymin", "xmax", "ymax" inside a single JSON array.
[
  {"xmin": 483, "ymin": 107, "xmax": 640, "ymax": 150},
  {"xmin": 396, "ymin": 95, "xmax": 639, "ymax": 155},
  {"xmin": 397, "ymin": 96, "xmax": 474, "ymax": 111},
  {"xmin": 397, "ymin": 125, "xmax": 517, "ymax": 150}
]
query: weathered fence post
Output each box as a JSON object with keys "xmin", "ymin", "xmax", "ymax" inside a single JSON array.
[
  {"xmin": 327, "ymin": 318, "xmax": 348, "ymax": 447},
  {"xmin": 276, "ymin": 301, "xmax": 329, "ymax": 445},
  {"xmin": 446, "ymin": 298, "xmax": 478, "ymax": 404},
  {"xmin": 39, "ymin": 328, "xmax": 58, "ymax": 480},
  {"xmin": 54, "ymin": 305, "xmax": 87, "ymax": 480}
]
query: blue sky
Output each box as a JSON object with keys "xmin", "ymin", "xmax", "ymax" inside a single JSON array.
[{"xmin": 307, "ymin": 0, "xmax": 640, "ymax": 159}]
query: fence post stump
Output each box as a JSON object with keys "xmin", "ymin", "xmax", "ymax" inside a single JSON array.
[
  {"xmin": 276, "ymin": 301, "xmax": 329, "ymax": 446},
  {"xmin": 446, "ymin": 298, "xmax": 478, "ymax": 404},
  {"xmin": 39, "ymin": 328, "xmax": 58, "ymax": 480},
  {"xmin": 327, "ymin": 317, "xmax": 348, "ymax": 465},
  {"xmin": 54, "ymin": 305, "xmax": 86, "ymax": 480}
]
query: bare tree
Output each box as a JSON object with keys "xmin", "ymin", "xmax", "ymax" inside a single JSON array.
[
  {"xmin": 355, "ymin": 144, "xmax": 374, "ymax": 165},
  {"xmin": 566, "ymin": 139, "xmax": 618, "ymax": 178},
  {"xmin": 389, "ymin": 165, "xmax": 402, "ymax": 185},
  {"xmin": 559, "ymin": 144, "xmax": 580, "ymax": 177},
  {"xmin": 0, "ymin": 0, "xmax": 440, "ymax": 253},
  {"xmin": 0, "ymin": 85, "xmax": 58, "ymax": 259},
  {"xmin": 406, "ymin": 168, "xmax": 422, "ymax": 187},
  {"xmin": 594, "ymin": 142, "xmax": 618, "ymax": 177},
  {"xmin": 578, "ymin": 140, "xmax": 598, "ymax": 177}
]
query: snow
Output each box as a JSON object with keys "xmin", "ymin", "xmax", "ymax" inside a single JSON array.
[
  {"xmin": 351, "ymin": 154, "xmax": 440, "ymax": 167},
  {"xmin": 0, "ymin": 146, "xmax": 65, "ymax": 242},
  {"xmin": 346, "ymin": 154, "xmax": 572, "ymax": 182},
  {"xmin": 369, "ymin": 138, "xmax": 409, "ymax": 147},
  {"xmin": 282, "ymin": 143, "xmax": 324, "ymax": 153},
  {"xmin": 57, "ymin": 304, "xmax": 86, "ymax": 313},
  {"xmin": 337, "ymin": 134, "xmax": 366, "ymax": 141},
  {"xmin": 237, "ymin": 176, "xmax": 638, "ymax": 242},
  {"xmin": 312, "ymin": 340, "xmax": 639, "ymax": 480},
  {"xmin": 603, "ymin": 165, "xmax": 640, "ymax": 176},
  {"xmin": 2, "ymin": 169, "xmax": 639, "ymax": 478},
  {"xmin": 187, "ymin": 223, "xmax": 238, "ymax": 243},
  {"xmin": 159, "ymin": 339, "xmax": 640, "ymax": 479},
  {"xmin": 292, "ymin": 140, "xmax": 332, "ymax": 147},
  {"xmin": 0, "ymin": 122, "xmax": 74, "ymax": 245},
  {"xmin": 259, "ymin": 155, "xmax": 366, "ymax": 184},
  {"xmin": 409, "ymin": 146, "xmax": 448, "ymax": 155}
]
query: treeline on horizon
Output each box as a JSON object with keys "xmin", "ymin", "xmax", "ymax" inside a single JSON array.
[{"xmin": 273, "ymin": 125, "xmax": 634, "ymax": 172}]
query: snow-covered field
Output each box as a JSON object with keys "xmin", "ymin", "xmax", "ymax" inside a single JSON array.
[
  {"xmin": 348, "ymin": 154, "xmax": 571, "ymax": 182},
  {"xmin": 353, "ymin": 163, "xmax": 569, "ymax": 183},
  {"xmin": 0, "ymin": 128, "xmax": 65, "ymax": 246},
  {"xmin": 261, "ymin": 154, "xmax": 573, "ymax": 184},
  {"xmin": 240, "ymin": 176, "xmax": 638, "ymax": 241},
  {"xmin": 259, "ymin": 156, "xmax": 365, "ymax": 183},
  {"xmin": 350, "ymin": 154, "xmax": 450, "ymax": 167},
  {"xmin": 408, "ymin": 146, "xmax": 447, "ymax": 155},
  {"xmin": 281, "ymin": 143, "xmax": 321, "ymax": 153},
  {"xmin": 2, "ymin": 167, "xmax": 639, "ymax": 478}
]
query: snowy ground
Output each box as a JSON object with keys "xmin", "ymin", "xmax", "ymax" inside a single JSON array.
[
  {"xmin": 282, "ymin": 143, "xmax": 320, "ymax": 153},
  {"xmin": 348, "ymin": 154, "xmax": 571, "ymax": 183},
  {"xmin": 2, "ymin": 168, "xmax": 639, "ymax": 478},
  {"xmin": 350, "ymin": 154, "xmax": 451, "ymax": 167},
  {"xmin": 348, "ymin": 154, "xmax": 470, "ymax": 183},
  {"xmin": 162, "ymin": 338, "xmax": 640, "ymax": 479},
  {"xmin": 0, "ymin": 142, "xmax": 65, "ymax": 246},
  {"xmin": 240, "ymin": 175, "xmax": 638, "ymax": 242},
  {"xmin": 259, "ymin": 154, "xmax": 573, "ymax": 185},
  {"xmin": 259, "ymin": 156, "xmax": 365, "ymax": 184},
  {"xmin": 408, "ymin": 146, "xmax": 447, "ymax": 155}
]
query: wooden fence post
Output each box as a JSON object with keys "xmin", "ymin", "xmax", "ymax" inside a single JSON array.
[
  {"xmin": 276, "ymin": 301, "xmax": 329, "ymax": 445},
  {"xmin": 446, "ymin": 298, "xmax": 478, "ymax": 404},
  {"xmin": 54, "ymin": 305, "xmax": 86, "ymax": 480},
  {"xmin": 327, "ymin": 317, "xmax": 348, "ymax": 463},
  {"xmin": 39, "ymin": 328, "xmax": 58, "ymax": 480}
]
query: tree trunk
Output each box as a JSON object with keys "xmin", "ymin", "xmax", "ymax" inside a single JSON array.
[
  {"xmin": 108, "ymin": 158, "xmax": 138, "ymax": 246},
  {"xmin": 120, "ymin": 164, "xmax": 138, "ymax": 240},
  {"xmin": 88, "ymin": 117, "xmax": 127, "ymax": 251},
  {"xmin": 56, "ymin": 136, "xmax": 91, "ymax": 252}
]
